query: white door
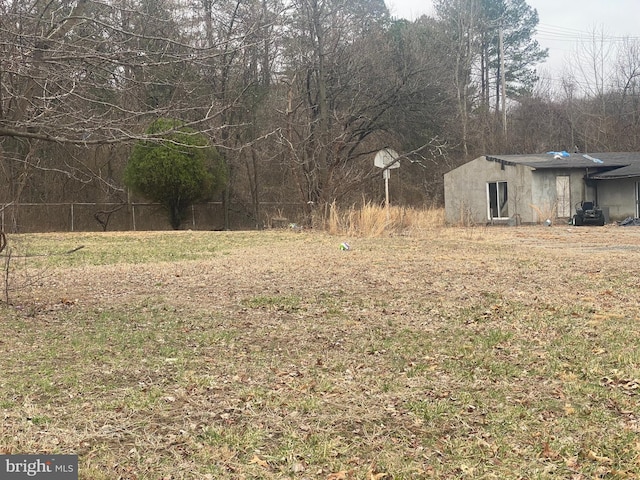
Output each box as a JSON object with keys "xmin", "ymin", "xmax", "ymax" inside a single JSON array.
[{"xmin": 556, "ymin": 176, "xmax": 571, "ymax": 217}]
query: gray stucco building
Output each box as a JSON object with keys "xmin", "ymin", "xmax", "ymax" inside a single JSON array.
[{"xmin": 444, "ymin": 152, "xmax": 640, "ymax": 225}]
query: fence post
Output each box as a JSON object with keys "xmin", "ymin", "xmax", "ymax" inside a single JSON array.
[
  {"xmin": 70, "ymin": 203, "xmax": 74, "ymax": 232},
  {"xmin": 132, "ymin": 204, "xmax": 136, "ymax": 231}
]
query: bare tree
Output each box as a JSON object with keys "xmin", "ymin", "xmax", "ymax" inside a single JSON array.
[
  {"xmin": 270, "ymin": 0, "xmax": 453, "ymax": 216},
  {"xmin": 432, "ymin": 0, "xmax": 478, "ymax": 157},
  {"xmin": 612, "ymin": 37, "xmax": 640, "ymax": 150},
  {"xmin": 1, "ymin": 0, "xmax": 564, "ymax": 232},
  {"xmin": 0, "ymin": 0, "xmax": 257, "ymax": 229}
]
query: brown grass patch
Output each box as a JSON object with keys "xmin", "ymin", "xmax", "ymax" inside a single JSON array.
[{"xmin": 1, "ymin": 225, "xmax": 640, "ymax": 478}]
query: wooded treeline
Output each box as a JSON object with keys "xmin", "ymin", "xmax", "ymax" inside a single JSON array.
[{"xmin": 1, "ymin": 0, "xmax": 639, "ymax": 230}]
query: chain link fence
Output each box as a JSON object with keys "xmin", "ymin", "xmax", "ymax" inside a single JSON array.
[{"xmin": 0, "ymin": 202, "xmax": 308, "ymax": 233}]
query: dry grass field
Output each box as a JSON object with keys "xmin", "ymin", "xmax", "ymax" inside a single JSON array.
[{"xmin": 1, "ymin": 224, "xmax": 640, "ymax": 479}]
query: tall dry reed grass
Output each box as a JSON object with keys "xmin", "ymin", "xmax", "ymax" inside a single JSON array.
[
  {"xmin": 320, "ymin": 201, "xmax": 444, "ymax": 237},
  {"xmin": 530, "ymin": 202, "xmax": 557, "ymax": 224}
]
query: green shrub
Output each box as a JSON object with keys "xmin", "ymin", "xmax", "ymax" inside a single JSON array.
[{"xmin": 124, "ymin": 118, "xmax": 227, "ymax": 229}]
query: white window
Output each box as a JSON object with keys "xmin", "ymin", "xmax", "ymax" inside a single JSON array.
[{"xmin": 487, "ymin": 181, "xmax": 508, "ymax": 219}]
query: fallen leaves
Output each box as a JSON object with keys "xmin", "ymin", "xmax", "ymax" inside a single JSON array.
[
  {"xmin": 327, "ymin": 470, "xmax": 350, "ymax": 480},
  {"xmin": 586, "ymin": 449, "xmax": 613, "ymax": 465},
  {"xmin": 601, "ymin": 370, "xmax": 640, "ymax": 395},
  {"xmin": 368, "ymin": 473, "xmax": 389, "ymax": 480},
  {"xmin": 5, "ymin": 229, "xmax": 640, "ymax": 480},
  {"xmin": 249, "ymin": 455, "xmax": 269, "ymax": 469},
  {"xmin": 541, "ymin": 442, "xmax": 560, "ymax": 460},
  {"xmin": 367, "ymin": 464, "xmax": 390, "ymax": 480},
  {"xmin": 325, "ymin": 464, "xmax": 389, "ymax": 480}
]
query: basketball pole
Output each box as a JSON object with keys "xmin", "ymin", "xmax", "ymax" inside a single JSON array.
[
  {"xmin": 384, "ymin": 168, "xmax": 390, "ymax": 222},
  {"xmin": 374, "ymin": 149, "xmax": 399, "ymax": 226}
]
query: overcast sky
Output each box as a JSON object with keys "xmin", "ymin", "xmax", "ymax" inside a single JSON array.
[{"xmin": 385, "ymin": 0, "xmax": 640, "ymax": 80}]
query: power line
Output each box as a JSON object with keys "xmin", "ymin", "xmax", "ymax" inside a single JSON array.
[{"xmin": 536, "ymin": 23, "xmax": 640, "ymax": 43}]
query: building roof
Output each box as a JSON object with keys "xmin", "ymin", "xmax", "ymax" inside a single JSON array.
[
  {"xmin": 485, "ymin": 152, "xmax": 640, "ymax": 174},
  {"xmin": 591, "ymin": 162, "xmax": 640, "ymax": 179}
]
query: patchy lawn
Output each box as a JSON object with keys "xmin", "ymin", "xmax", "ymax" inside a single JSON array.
[{"xmin": 1, "ymin": 226, "xmax": 640, "ymax": 479}]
